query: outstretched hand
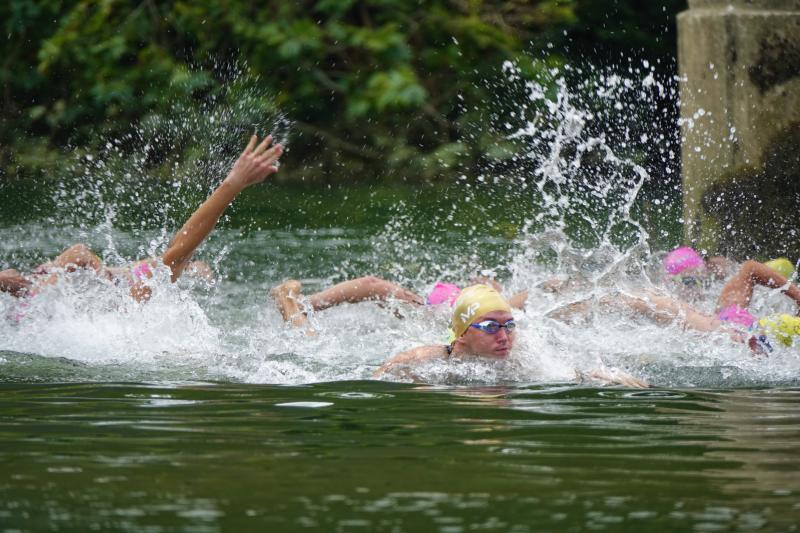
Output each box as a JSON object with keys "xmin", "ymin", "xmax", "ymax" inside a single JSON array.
[
  {"xmin": 225, "ymin": 135, "xmax": 283, "ymax": 190},
  {"xmin": 586, "ymin": 367, "xmax": 649, "ymax": 388}
]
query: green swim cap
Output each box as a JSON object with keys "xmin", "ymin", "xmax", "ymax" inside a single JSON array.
[
  {"xmin": 764, "ymin": 258, "xmax": 794, "ymax": 279},
  {"xmin": 758, "ymin": 314, "xmax": 800, "ymax": 347}
]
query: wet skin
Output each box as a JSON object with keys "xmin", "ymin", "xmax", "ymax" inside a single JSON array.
[{"xmin": 455, "ymin": 310, "xmax": 515, "ymax": 359}]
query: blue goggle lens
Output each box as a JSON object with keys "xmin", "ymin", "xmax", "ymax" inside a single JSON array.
[{"xmin": 471, "ymin": 320, "xmax": 516, "ymax": 334}]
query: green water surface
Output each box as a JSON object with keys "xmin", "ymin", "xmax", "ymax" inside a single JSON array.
[{"xmin": 1, "ymin": 382, "xmax": 798, "ymax": 532}]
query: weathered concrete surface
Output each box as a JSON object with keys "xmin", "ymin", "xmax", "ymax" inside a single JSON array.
[{"xmin": 678, "ymin": 0, "xmax": 800, "ymax": 259}]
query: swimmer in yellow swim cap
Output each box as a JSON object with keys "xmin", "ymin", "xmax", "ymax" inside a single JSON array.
[
  {"xmin": 757, "ymin": 314, "xmax": 800, "ymax": 347},
  {"xmin": 373, "ymin": 284, "xmax": 516, "ymax": 373},
  {"xmin": 763, "ymin": 258, "xmax": 795, "ymax": 280},
  {"xmin": 374, "ymin": 284, "xmax": 648, "ymax": 387}
]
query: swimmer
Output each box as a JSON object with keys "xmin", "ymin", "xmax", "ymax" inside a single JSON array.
[
  {"xmin": 2, "ymin": 134, "xmax": 282, "ymax": 302},
  {"xmin": 0, "ymin": 243, "xmax": 109, "ymax": 298},
  {"xmin": 374, "ymin": 284, "xmax": 648, "ymax": 387},
  {"xmin": 663, "ymin": 246, "xmax": 756, "ymax": 282},
  {"xmin": 662, "ymin": 247, "xmax": 795, "ymax": 296},
  {"xmin": 270, "ymin": 276, "xmax": 529, "ymax": 333},
  {"xmin": 662, "ymin": 247, "xmax": 742, "ymax": 303},
  {"xmin": 374, "ymin": 284, "xmax": 516, "ymax": 375},
  {"xmin": 549, "ymin": 259, "xmax": 800, "ymax": 352},
  {"xmin": 0, "ymin": 269, "xmax": 31, "ymax": 297},
  {"xmin": 3, "ymin": 246, "xmax": 214, "ymax": 304},
  {"xmin": 532, "ymin": 246, "xmax": 737, "ymax": 299}
]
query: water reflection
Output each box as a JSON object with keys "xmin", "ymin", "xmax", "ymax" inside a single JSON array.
[
  {"xmin": 685, "ymin": 389, "xmax": 800, "ymax": 497},
  {"xmin": 1, "ymin": 383, "xmax": 799, "ymax": 531}
]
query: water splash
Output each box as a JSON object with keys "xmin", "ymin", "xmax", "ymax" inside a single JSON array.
[
  {"xmin": 1, "ymin": 62, "xmax": 797, "ymax": 388},
  {"xmin": 495, "ymin": 60, "xmax": 680, "ymax": 249},
  {"xmin": 51, "ymin": 70, "xmax": 291, "ymax": 264}
]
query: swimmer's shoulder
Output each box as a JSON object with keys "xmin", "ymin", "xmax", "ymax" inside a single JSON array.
[
  {"xmin": 373, "ymin": 344, "xmax": 448, "ymax": 377},
  {"xmin": 396, "ymin": 344, "xmax": 448, "ymax": 362}
]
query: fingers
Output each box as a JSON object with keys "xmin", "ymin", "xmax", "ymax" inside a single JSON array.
[
  {"xmin": 253, "ymin": 135, "xmax": 274, "ymax": 156},
  {"xmin": 250, "ymin": 144, "xmax": 282, "ymax": 173},
  {"xmin": 244, "ymin": 135, "xmax": 281, "ymax": 161},
  {"xmin": 245, "ymin": 134, "xmax": 258, "ymax": 153},
  {"xmin": 260, "ymin": 144, "xmax": 283, "ymax": 166},
  {"xmin": 233, "ymin": 134, "xmax": 283, "ymax": 184}
]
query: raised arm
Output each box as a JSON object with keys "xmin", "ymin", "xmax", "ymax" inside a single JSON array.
[
  {"xmin": 161, "ymin": 135, "xmax": 282, "ymax": 282},
  {"xmin": 717, "ymin": 260, "xmax": 800, "ymax": 312}
]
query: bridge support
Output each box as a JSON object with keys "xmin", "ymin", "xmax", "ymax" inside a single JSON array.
[{"xmin": 678, "ymin": 0, "xmax": 800, "ymax": 258}]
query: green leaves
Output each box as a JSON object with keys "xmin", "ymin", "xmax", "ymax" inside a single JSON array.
[
  {"xmin": 362, "ymin": 67, "xmax": 427, "ymax": 114},
  {"xmin": 9, "ymin": 0, "xmax": 681, "ymax": 183}
]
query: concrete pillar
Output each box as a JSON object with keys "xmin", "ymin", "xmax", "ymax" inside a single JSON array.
[{"xmin": 677, "ymin": 0, "xmax": 800, "ymax": 259}]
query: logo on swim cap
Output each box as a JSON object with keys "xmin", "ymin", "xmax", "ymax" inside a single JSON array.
[{"xmin": 450, "ymin": 284, "xmax": 512, "ymax": 340}]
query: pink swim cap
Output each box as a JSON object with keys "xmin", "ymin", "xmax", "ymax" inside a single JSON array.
[
  {"xmin": 663, "ymin": 246, "xmax": 704, "ymax": 276},
  {"xmin": 426, "ymin": 282, "xmax": 461, "ymax": 306},
  {"xmin": 131, "ymin": 263, "xmax": 153, "ymax": 280},
  {"xmin": 718, "ymin": 305, "xmax": 756, "ymax": 329}
]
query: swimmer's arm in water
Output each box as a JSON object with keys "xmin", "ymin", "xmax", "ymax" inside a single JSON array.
[
  {"xmin": 0, "ymin": 269, "xmax": 31, "ymax": 297},
  {"xmin": 308, "ymin": 276, "xmax": 424, "ymax": 310},
  {"xmin": 547, "ymin": 291, "xmax": 722, "ymax": 332},
  {"xmin": 583, "ymin": 367, "xmax": 649, "ymax": 388},
  {"xmin": 160, "ymin": 135, "xmax": 283, "ymax": 283},
  {"xmin": 507, "ymin": 290, "xmax": 528, "ymax": 310},
  {"xmin": 34, "ymin": 243, "xmax": 110, "ymax": 290},
  {"xmin": 185, "ymin": 260, "xmax": 214, "ymax": 281},
  {"xmin": 373, "ymin": 345, "xmax": 448, "ymax": 378}
]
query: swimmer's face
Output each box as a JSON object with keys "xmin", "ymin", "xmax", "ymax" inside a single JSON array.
[
  {"xmin": 457, "ymin": 310, "xmax": 515, "ymax": 359},
  {"xmin": 669, "ymin": 266, "xmax": 709, "ymax": 295}
]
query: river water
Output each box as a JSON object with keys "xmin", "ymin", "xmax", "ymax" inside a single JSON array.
[
  {"xmin": 2, "ymin": 198, "xmax": 799, "ymax": 531},
  {"xmin": 1, "ymin": 382, "xmax": 798, "ymax": 532},
  {"xmin": 2, "ymin": 67, "xmax": 799, "ymax": 530}
]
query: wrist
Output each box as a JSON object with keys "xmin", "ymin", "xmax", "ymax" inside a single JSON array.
[{"xmin": 221, "ymin": 174, "xmax": 246, "ymax": 194}]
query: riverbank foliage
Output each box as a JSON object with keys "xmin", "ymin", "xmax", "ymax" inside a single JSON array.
[{"xmin": 1, "ymin": 0, "xmax": 685, "ymax": 183}]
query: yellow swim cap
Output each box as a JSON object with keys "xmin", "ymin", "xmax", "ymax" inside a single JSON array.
[
  {"xmin": 764, "ymin": 258, "xmax": 795, "ymax": 279},
  {"xmin": 450, "ymin": 284, "xmax": 512, "ymax": 340},
  {"xmin": 758, "ymin": 314, "xmax": 800, "ymax": 347}
]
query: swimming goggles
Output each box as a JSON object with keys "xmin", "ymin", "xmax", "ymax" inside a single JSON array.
[
  {"xmin": 675, "ymin": 274, "xmax": 705, "ymax": 288},
  {"xmin": 470, "ymin": 319, "xmax": 516, "ymax": 334}
]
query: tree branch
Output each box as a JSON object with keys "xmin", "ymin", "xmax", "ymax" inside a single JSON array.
[{"xmin": 294, "ymin": 121, "xmax": 381, "ymax": 160}]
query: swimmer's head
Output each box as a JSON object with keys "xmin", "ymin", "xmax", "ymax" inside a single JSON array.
[
  {"xmin": 663, "ymin": 247, "xmax": 705, "ymax": 276},
  {"xmin": 664, "ymin": 246, "xmax": 711, "ymax": 293},
  {"xmin": 450, "ymin": 284, "xmax": 514, "ymax": 358},
  {"xmin": 764, "ymin": 258, "xmax": 795, "ymax": 279},
  {"xmin": 427, "ymin": 282, "xmax": 461, "ymax": 306},
  {"xmin": 758, "ymin": 314, "xmax": 800, "ymax": 347},
  {"xmin": 718, "ymin": 305, "xmax": 756, "ymax": 329}
]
